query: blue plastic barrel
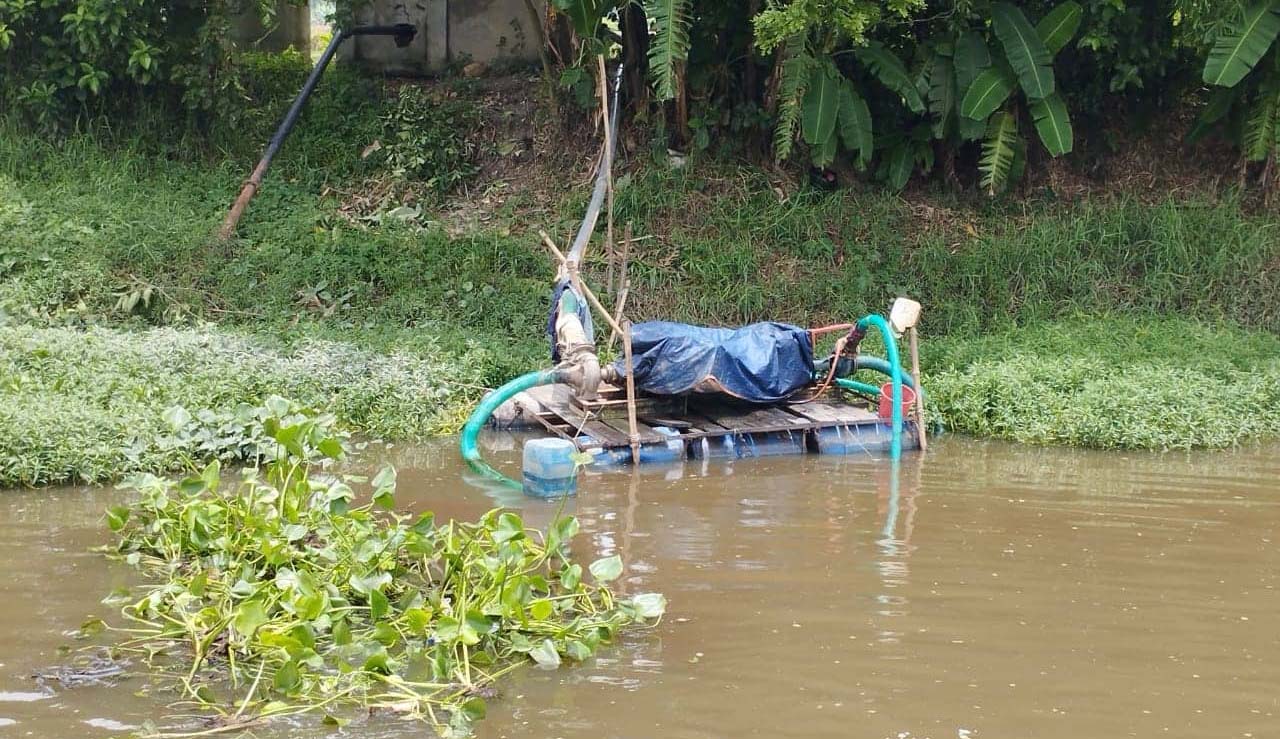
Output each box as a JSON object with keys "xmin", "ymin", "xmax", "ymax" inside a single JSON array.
[
  {"xmin": 734, "ymin": 430, "xmax": 807, "ymax": 458},
  {"xmin": 522, "ymin": 438, "xmax": 579, "ymax": 498},
  {"xmin": 814, "ymin": 423, "xmax": 915, "ymax": 455},
  {"xmin": 690, "ymin": 434, "xmax": 738, "ymax": 460},
  {"xmin": 577, "ymin": 426, "xmax": 687, "ymax": 467}
]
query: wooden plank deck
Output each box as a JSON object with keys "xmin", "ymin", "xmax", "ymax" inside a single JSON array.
[{"xmin": 532, "ymin": 386, "xmax": 887, "ymax": 452}]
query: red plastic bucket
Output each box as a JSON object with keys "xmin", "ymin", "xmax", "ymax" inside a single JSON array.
[{"xmin": 877, "ymin": 382, "xmax": 917, "ymax": 420}]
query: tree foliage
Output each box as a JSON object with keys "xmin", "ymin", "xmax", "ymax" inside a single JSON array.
[{"xmin": 0, "ymin": 0, "xmax": 283, "ymax": 126}]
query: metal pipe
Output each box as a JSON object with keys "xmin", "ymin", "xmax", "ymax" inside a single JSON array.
[
  {"xmin": 216, "ymin": 23, "xmax": 417, "ymax": 241},
  {"xmin": 567, "ymin": 63, "xmax": 624, "ymax": 268}
]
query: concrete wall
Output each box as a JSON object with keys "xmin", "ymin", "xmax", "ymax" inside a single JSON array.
[{"xmin": 341, "ymin": 0, "xmax": 542, "ymax": 74}]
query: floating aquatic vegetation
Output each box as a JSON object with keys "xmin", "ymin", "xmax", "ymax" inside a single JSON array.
[{"xmin": 101, "ymin": 398, "xmax": 664, "ymax": 736}]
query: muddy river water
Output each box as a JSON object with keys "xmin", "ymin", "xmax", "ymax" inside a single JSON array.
[{"xmin": 1, "ymin": 437, "xmax": 1277, "ymax": 738}]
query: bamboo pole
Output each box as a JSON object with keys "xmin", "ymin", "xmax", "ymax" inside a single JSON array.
[
  {"xmin": 597, "ymin": 55, "xmax": 616, "ymax": 297},
  {"xmin": 539, "ymin": 230, "xmax": 625, "ymax": 339},
  {"xmin": 622, "ymin": 320, "xmax": 641, "ymax": 464},
  {"xmin": 908, "ymin": 327, "xmax": 928, "ymax": 452},
  {"xmin": 607, "ymin": 224, "xmax": 632, "ymax": 350}
]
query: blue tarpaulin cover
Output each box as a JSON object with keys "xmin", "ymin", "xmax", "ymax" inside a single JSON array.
[{"xmin": 613, "ymin": 321, "xmax": 814, "ymax": 403}]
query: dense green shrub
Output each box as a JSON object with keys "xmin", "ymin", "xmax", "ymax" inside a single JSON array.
[
  {"xmin": 0, "ymin": 0, "xmax": 280, "ymax": 126},
  {"xmin": 381, "ymin": 85, "xmax": 481, "ymax": 198}
]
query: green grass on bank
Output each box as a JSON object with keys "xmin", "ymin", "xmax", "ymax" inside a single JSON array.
[
  {"xmin": 0, "ymin": 324, "xmax": 511, "ymax": 486},
  {"xmin": 3, "ymin": 316, "xmax": 1274, "ymax": 487},
  {"xmin": 1, "ymin": 120, "xmax": 1279, "ymax": 486},
  {"xmin": 922, "ymin": 317, "xmax": 1280, "ymax": 450}
]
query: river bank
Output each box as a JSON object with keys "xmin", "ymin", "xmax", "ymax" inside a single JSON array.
[{"xmin": 2, "ymin": 113, "xmax": 1278, "ymax": 487}]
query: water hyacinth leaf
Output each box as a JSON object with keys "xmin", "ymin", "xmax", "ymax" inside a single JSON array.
[
  {"xmin": 362, "ymin": 646, "xmax": 393, "ymax": 674},
  {"xmin": 560, "ymin": 562, "xmax": 583, "ymax": 590},
  {"xmin": 530, "ymin": 639, "xmax": 562, "ymax": 668},
  {"xmin": 801, "ymin": 63, "xmax": 840, "ymax": 146},
  {"xmin": 273, "ymin": 660, "xmax": 302, "ymax": 695},
  {"xmin": 410, "ymin": 512, "xmax": 435, "ymax": 535},
  {"xmin": 79, "ymin": 617, "xmax": 106, "ymax": 637},
  {"xmin": 465, "ymin": 610, "xmax": 493, "ymax": 641},
  {"xmin": 529, "ymin": 598, "xmax": 554, "ymax": 621},
  {"xmin": 589, "ymin": 554, "xmax": 624, "ymax": 583},
  {"xmin": 317, "ymin": 437, "xmax": 344, "ymax": 460},
  {"xmin": 195, "ymin": 685, "xmax": 218, "ymax": 705},
  {"xmin": 321, "ymin": 715, "xmax": 350, "ymax": 728},
  {"xmin": 1203, "ymin": 2, "xmax": 1280, "ymax": 87},
  {"xmin": 371, "ymin": 464, "xmax": 396, "ymax": 509},
  {"xmin": 435, "ymin": 616, "xmax": 468, "ymax": 643},
  {"xmin": 105, "ymin": 505, "xmax": 129, "ymax": 532},
  {"xmin": 189, "ymin": 569, "xmax": 207, "ymax": 597},
  {"xmin": 200, "ymin": 460, "xmax": 220, "ymax": 491},
  {"xmin": 372, "ymin": 622, "xmax": 398, "ymax": 646},
  {"xmin": 369, "ymin": 587, "xmax": 389, "ymax": 621},
  {"xmin": 547, "ymin": 515, "xmax": 579, "ymax": 552},
  {"xmin": 566, "ymin": 640, "xmax": 593, "ymax": 662},
  {"xmin": 332, "ymin": 618, "xmax": 352, "ymax": 646},
  {"xmin": 992, "ymin": 2, "xmax": 1055, "ymax": 99},
  {"xmin": 630, "ymin": 592, "xmax": 668, "ymax": 619},
  {"xmin": 162, "ymin": 405, "xmax": 191, "ymax": 431},
  {"xmin": 265, "ymin": 395, "xmax": 291, "ymax": 417},
  {"xmin": 1030, "ymin": 92, "xmax": 1074, "ymax": 156},
  {"xmin": 404, "ymin": 607, "xmax": 432, "ymax": 635},
  {"xmin": 461, "ymin": 697, "xmax": 487, "ymax": 721},
  {"xmin": 494, "ymin": 511, "xmax": 526, "ymax": 544},
  {"xmin": 960, "ymin": 67, "xmax": 1015, "ymax": 120},
  {"xmin": 232, "ymin": 599, "xmax": 269, "ymax": 638},
  {"xmin": 1036, "ymin": 1, "xmax": 1083, "ymax": 55},
  {"xmin": 349, "ymin": 571, "xmax": 391, "ymax": 596}
]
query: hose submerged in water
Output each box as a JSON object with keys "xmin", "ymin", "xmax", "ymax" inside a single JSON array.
[
  {"xmin": 856, "ymin": 315, "xmax": 905, "ymax": 460},
  {"xmin": 459, "ymin": 369, "xmax": 560, "ymax": 488}
]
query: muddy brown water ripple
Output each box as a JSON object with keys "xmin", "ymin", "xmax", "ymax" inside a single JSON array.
[{"xmin": 1, "ymin": 437, "xmax": 1277, "ymax": 738}]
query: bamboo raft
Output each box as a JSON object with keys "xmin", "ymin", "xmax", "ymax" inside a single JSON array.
[{"xmin": 497, "ymin": 383, "xmax": 917, "ymax": 460}]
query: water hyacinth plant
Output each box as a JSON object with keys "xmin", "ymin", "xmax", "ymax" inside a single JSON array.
[{"xmin": 102, "ymin": 399, "xmax": 665, "ymax": 736}]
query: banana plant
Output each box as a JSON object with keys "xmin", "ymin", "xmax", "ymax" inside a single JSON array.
[
  {"xmin": 1194, "ymin": 1, "xmax": 1280, "ymax": 168},
  {"xmin": 952, "ymin": 1, "xmax": 1082, "ymax": 193},
  {"xmin": 644, "ymin": 0, "xmax": 693, "ymax": 101},
  {"xmin": 774, "ymin": 40, "xmax": 924, "ymax": 183}
]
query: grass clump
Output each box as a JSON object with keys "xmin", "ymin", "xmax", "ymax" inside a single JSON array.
[
  {"xmin": 922, "ymin": 316, "xmax": 1280, "ymax": 449},
  {"xmin": 102, "ymin": 402, "xmax": 664, "ymax": 736}
]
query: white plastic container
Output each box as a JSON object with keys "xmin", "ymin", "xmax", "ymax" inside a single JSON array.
[
  {"xmin": 889, "ymin": 297, "xmax": 922, "ymax": 334},
  {"xmin": 522, "ymin": 438, "xmax": 579, "ymax": 498}
]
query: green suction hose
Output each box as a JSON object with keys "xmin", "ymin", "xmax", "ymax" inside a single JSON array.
[
  {"xmin": 826, "ymin": 357, "xmax": 919, "ymax": 397},
  {"xmin": 460, "ymin": 369, "xmax": 560, "ymax": 488},
  {"xmin": 856, "ymin": 315, "xmax": 904, "ymax": 461}
]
